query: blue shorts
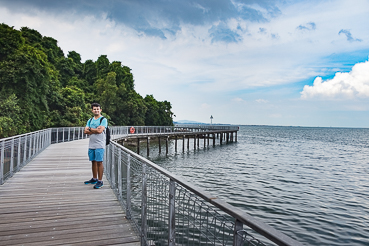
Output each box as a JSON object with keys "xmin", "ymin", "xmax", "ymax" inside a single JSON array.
[{"xmin": 88, "ymin": 148, "xmax": 105, "ymax": 162}]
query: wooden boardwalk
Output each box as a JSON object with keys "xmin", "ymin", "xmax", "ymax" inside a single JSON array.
[{"xmin": 0, "ymin": 139, "xmax": 140, "ymax": 246}]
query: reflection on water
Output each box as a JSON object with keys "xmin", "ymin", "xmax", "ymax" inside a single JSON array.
[{"xmin": 128, "ymin": 126, "xmax": 369, "ymax": 246}]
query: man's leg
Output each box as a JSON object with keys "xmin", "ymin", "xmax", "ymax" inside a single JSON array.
[
  {"xmin": 97, "ymin": 161, "xmax": 104, "ymax": 181},
  {"xmin": 85, "ymin": 150, "xmax": 98, "ymax": 184},
  {"xmin": 93, "ymin": 149, "xmax": 104, "ymax": 189},
  {"xmin": 92, "ymin": 161, "xmax": 98, "ymax": 179}
]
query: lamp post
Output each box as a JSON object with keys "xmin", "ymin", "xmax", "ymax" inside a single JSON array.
[{"xmin": 210, "ymin": 115, "xmax": 213, "ymax": 125}]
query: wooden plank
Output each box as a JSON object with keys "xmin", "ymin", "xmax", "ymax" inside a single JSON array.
[{"xmin": 0, "ymin": 139, "xmax": 139, "ymax": 246}]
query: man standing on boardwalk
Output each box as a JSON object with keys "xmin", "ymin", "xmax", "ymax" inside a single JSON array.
[{"xmin": 84, "ymin": 103, "xmax": 108, "ymax": 189}]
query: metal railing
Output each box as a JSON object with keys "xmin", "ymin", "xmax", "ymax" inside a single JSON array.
[
  {"xmin": 0, "ymin": 126, "xmax": 185, "ymax": 184},
  {"xmin": 1, "ymin": 125, "xmax": 302, "ymax": 246},
  {"xmin": 0, "ymin": 127, "xmax": 92, "ymax": 184},
  {"xmin": 0, "ymin": 128, "xmax": 52, "ymax": 184}
]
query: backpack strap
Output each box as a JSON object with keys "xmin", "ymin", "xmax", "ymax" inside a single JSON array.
[
  {"xmin": 99, "ymin": 116, "xmax": 108, "ymax": 134},
  {"xmin": 99, "ymin": 116, "xmax": 107, "ymax": 126},
  {"xmin": 88, "ymin": 117, "xmax": 93, "ymax": 127}
]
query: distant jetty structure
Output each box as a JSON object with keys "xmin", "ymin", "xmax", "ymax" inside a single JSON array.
[{"xmin": 114, "ymin": 124, "xmax": 239, "ymax": 156}]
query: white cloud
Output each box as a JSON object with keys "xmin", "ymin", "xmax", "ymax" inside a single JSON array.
[
  {"xmin": 301, "ymin": 59, "xmax": 369, "ymax": 100},
  {"xmin": 256, "ymin": 99, "xmax": 269, "ymax": 103},
  {"xmin": 200, "ymin": 103, "xmax": 211, "ymax": 109},
  {"xmin": 232, "ymin": 97, "xmax": 244, "ymax": 102}
]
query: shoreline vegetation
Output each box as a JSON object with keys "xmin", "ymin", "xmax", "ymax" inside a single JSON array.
[{"xmin": 0, "ymin": 23, "xmax": 174, "ymax": 138}]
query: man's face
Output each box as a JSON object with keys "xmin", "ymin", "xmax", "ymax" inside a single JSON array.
[{"xmin": 92, "ymin": 106, "xmax": 101, "ymax": 116}]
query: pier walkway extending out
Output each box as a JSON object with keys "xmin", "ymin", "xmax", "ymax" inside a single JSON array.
[
  {"xmin": 0, "ymin": 139, "xmax": 139, "ymax": 246},
  {"xmin": 116, "ymin": 129, "xmax": 237, "ymax": 155}
]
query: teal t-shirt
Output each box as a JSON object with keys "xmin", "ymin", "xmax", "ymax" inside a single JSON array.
[{"xmin": 86, "ymin": 116, "xmax": 108, "ymax": 149}]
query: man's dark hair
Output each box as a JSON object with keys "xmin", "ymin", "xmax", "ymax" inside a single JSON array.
[{"xmin": 91, "ymin": 103, "xmax": 101, "ymax": 109}]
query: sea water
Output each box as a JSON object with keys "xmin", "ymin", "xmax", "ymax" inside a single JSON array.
[{"xmin": 139, "ymin": 125, "xmax": 369, "ymax": 246}]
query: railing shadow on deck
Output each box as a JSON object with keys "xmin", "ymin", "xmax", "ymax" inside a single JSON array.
[{"xmin": 0, "ymin": 125, "xmax": 303, "ymax": 246}]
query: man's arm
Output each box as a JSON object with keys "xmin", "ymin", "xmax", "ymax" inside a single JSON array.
[
  {"xmin": 84, "ymin": 126, "xmax": 91, "ymax": 135},
  {"xmin": 89, "ymin": 125, "xmax": 105, "ymax": 134}
]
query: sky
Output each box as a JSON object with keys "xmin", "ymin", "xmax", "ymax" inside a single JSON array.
[{"xmin": 1, "ymin": 0, "xmax": 369, "ymax": 127}]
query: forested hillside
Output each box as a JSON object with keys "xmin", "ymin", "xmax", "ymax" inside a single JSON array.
[{"xmin": 0, "ymin": 23, "xmax": 174, "ymax": 138}]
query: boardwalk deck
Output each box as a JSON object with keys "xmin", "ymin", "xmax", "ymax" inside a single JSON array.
[{"xmin": 0, "ymin": 139, "xmax": 139, "ymax": 246}]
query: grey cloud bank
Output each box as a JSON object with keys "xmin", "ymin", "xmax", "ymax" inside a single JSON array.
[{"xmin": 0, "ymin": 0, "xmax": 280, "ymax": 40}]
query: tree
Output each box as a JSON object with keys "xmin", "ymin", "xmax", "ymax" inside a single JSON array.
[
  {"xmin": 95, "ymin": 72, "xmax": 119, "ymax": 118},
  {"xmin": 67, "ymin": 51, "xmax": 83, "ymax": 77},
  {"xmin": 96, "ymin": 55, "xmax": 110, "ymax": 78},
  {"xmin": 83, "ymin": 59, "xmax": 97, "ymax": 87},
  {"xmin": 0, "ymin": 23, "xmax": 24, "ymax": 61},
  {"xmin": 121, "ymin": 91, "xmax": 147, "ymax": 126},
  {"xmin": 0, "ymin": 94, "xmax": 25, "ymax": 138},
  {"xmin": 144, "ymin": 95, "xmax": 160, "ymax": 125},
  {"xmin": 0, "ymin": 23, "xmax": 174, "ymax": 137},
  {"xmin": 158, "ymin": 100, "xmax": 174, "ymax": 126},
  {"xmin": 0, "ymin": 44, "xmax": 54, "ymax": 131}
]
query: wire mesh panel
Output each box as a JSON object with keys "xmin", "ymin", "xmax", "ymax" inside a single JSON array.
[
  {"xmin": 146, "ymin": 168, "xmax": 171, "ymax": 245},
  {"xmin": 174, "ymin": 186, "xmax": 234, "ymax": 246},
  {"xmin": 0, "ymin": 130, "xmax": 50, "ymax": 184},
  {"xmin": 2, "ymin": 140, "xmax": 11, "ymax": 180},
  {"xmin": 129, "ymin": 156, "xmax": 145, "ymax": 232}
]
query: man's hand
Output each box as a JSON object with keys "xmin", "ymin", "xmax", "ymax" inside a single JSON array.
[{"xmin": 84, "ymin": 126, "xmax": 91, "ymax": 134}]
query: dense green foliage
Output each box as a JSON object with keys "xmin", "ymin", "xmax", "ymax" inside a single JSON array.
[{"xmin": 0, "ymin": 23, "xmax": 174, "ymax": 138}]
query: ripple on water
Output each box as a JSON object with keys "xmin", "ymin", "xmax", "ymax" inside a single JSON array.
[{"xmin": 151, "ymin": 126, "xmax": 369, "ymax": 246}]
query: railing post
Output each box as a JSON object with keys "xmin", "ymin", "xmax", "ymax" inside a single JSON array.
[
  {"xmin": 126, "ymin": 154, "xmax": 131, "ymax": 219},
  {"xmin": 118, "ymin": 148, "xmax": 122, "ymax": 199},
  {"xmin": 10, "ymin": 138, "xmax": 14, "ymax": 177},
  {"xmin": 233, "ymin": 219, "xmax": 243, "ymax": 246},
  {"xmin": 105, "ymin": 144, "xmax": 110, "ymax": 180},
  {"xmin": 168, "ymin": 179, "xmax": 176, "ymax": 246},
  {"xmin": 111, "ymin": 144, "xmax": 116, "ymax": 189},
  {"xmin": 29, "ymin": 134, "xmax": 32, "ymax": 159},
  {"xmin": 0, "ymin": 141, "xmax": 4, "ymax": 185},
  {"xmin": 32, "ymin": 133, "xmax": 36, "ymax": 156},
  {"xmin": 41, "ymin": 131, "xmax": 45, "ymax": 150},
  {"xmin": 17, "ymin": 137, "xmax": 21, "ymax": 171},
  {"xmin": 38, "ymin": 131, "xmax": 41, "ymax": 152},
  {"xmin": 42, "ymin": 131, "xmax": 44, "ymax": 149},
  {"xmin": 35, "ymin": 132, "xmax": 39, "ymax": 154},
  {"xmin": 40, "ymin": 131, "xmax": 43, "ymax": 150},
  {"xmin": 141, "ymin": 163, "xmax": 147, "ymax": 246},
  {"xmin": 23, "ymin": 135, "xmax": 27, "ymax": 165},
  {"xmin": 49, "ymin": 129, "xmax": 52, "ymax": 145},
  {"xmin": 62, "ymin": 128, "xmax": 65, "ymax": 142}
]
